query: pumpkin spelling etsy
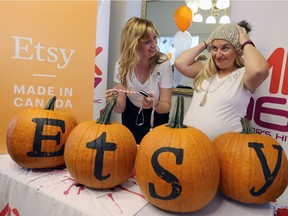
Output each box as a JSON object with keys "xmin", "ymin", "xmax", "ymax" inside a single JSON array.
[
  {"xmin": 64, "ymin": 96, "xmax": 137, "ymax": 189},
  {"xmin": 213, "ymin": 117, "xmax": 288, "ymax": 204},
  {"xmin": 136, "ymin": 96, "xmax": 220, "ymax": 213},
  {"xmin": 6, "ymin": 96, "xmax": 77, "ymax": 168}
]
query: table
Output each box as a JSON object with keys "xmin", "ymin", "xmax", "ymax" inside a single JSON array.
[{"xmin": 0, "ymin": 154, "xmax": 273, "ymax": 216}]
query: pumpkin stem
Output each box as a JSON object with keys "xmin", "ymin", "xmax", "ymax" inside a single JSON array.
[
  {"xmin": 44, "ymin": 96, "xmax": 56, "ymax": 110},
  {"xmin": 241, "ymin": 117, "xmax": 254, "ymax": 134},
  {"xmin": 97, "ymin": 95, "xmax": 117, "ymax": 124},
  {"xmin": 166, "ymin": 96, "xmax": 187, "ymax": 128}
]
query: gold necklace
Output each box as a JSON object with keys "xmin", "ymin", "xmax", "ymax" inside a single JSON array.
[{"xmin": 199, "ymin": 73, "xmax": 233, "ymax": 106}]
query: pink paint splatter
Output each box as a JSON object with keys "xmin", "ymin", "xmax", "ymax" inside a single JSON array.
[
  {"xmin": 116, "ymin": 185, "xmax": 145, "ymax": 199},
  {"xmin": 129, "ymin": 168, "xmax": 136, "ymax": 178},
  {"xmin": 26, "ymin": 169, "xmax": 66, "ymax": 185},
  {"xmin": 61, "ymin": 176, "xmax": 74, "ymax": 183},
  {"xmin": 26, "ymin": 173, "xmax": 52, "ymax": 185},
  {"xmin": 107, "ymin": 193, "xmax": 123, "ymax": 214},
  {"xmin": 0, "ymin": 203, "xmax": 20, "ymax": 216},
  {"xmin": 129, "ymin": 179, "xmax": 137, "ymax": 185},
  {"xmin": 275, "ymin": 208, "xmax": 288, "ymax": 216},
  {"xmin": 63, "ymin": 181, "xmax": 85, "ymax": 195}
]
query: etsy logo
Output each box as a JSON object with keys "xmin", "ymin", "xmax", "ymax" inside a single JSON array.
[{"xmin": 12, "ymin": 36, "xmax": 75, "ymax": 69}]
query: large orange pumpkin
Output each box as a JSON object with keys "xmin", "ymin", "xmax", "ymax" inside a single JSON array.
[
  {"xmin": 64, "ymin": 97, "xmax": 137, "ymax": 189},
  {"xmin": 213, "ymin": 117, "xmax": 288, "ymax": 204},
  {"xmin": 136, "ymin": 96, "xmax": 220, "ymax": 213},
  {"xmin": 6, "ymin": 96, "xmax": 77, "ymax": 168}
]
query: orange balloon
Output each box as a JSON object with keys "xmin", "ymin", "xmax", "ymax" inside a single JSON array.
[{"xmin": 174, "ymin": 6, "xmax": 193, "ymax": 32}]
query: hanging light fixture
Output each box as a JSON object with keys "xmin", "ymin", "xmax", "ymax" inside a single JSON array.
[
  {"xmin": 194, "ymin": 13, "xmax": 203, "ymax": 22},
  {"xmin": 205, "ymin": 1, "xmax": 217, "ymax": 24},
  {"xmin": 206, "ymin": 15, "xmax": 216, "ymax": 24},
  {"xmin": 185, "ymin": 0, "xmax": 231, "ymax": 24},
  {"xmin": 219, "ymin": 9, "xmax": 230, "ymax": 23},
  {"xmin": 216, "ymin": 0, "xmax": 230, "ymax": 9},
  {"xmin": 219, "ymin": 15, "xmax": 230, "ymax": 23},
  {"xmin": 199, "ymin": 0, "xmax": 212, "ymax": 10},
  {"xmin": 185, "ymin": 0, "xmax": 199, "ymax": 13}
]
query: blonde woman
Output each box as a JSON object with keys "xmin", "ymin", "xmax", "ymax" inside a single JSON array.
[
  {"xmin": 105, "ymin": 17, "xmax": 173, "ymax": 144},
  {"xmin": 174, "ymin": 22, "xmax": 269, "ymax": 140}
]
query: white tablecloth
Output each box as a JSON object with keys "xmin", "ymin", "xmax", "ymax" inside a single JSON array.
[{"xmin": 0, "ymin": 154, "xmax": 273, "ymax": 216}]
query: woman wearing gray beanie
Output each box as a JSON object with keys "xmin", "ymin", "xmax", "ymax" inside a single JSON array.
[{"xmin": 174, "ymin": 22, "xmax": 269, "ymax": 140}]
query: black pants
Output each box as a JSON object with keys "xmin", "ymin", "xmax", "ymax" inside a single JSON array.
[{"xmin": 122, "ymin": 97, "xmax": 169, "ymax": 144}]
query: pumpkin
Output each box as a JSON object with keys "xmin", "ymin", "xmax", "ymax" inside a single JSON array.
[
  {"xmin": 6, "ymin": 96, "xmax": 77, "ymax": 169},
  {"xmin": 213, "ymin": 117, "xmax": 288, "ymax": 204},
  {"xmin": 64, "ymin": 97, "xmax": 137, "ymax": 189},
  {"xmin": 136, "ymin": 96, "xmax": 220, "ymax": 213}
]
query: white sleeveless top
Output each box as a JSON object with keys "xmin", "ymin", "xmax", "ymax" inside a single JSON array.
[{"xmin": 184, "ymin": 67, "xmax": 251, "ymax": 140}]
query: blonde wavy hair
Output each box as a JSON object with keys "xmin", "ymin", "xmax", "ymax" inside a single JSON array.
[
  {"xmin": 118, "ymin": 17, "xmax": 168, "ymax": 89},
  {"xmin": 194, "ymin": 50, "xmax": 245, "ymax": 91}
]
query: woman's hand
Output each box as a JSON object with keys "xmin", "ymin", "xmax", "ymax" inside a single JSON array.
[
  {"xmin": 141, "ymin": 94, "xmax": 158, "ymax": 109},
  {"xmin": 205, "ymin": 38, "xmax": 212, "ymax": 49},
  {"xmin": 105, "ymin": 88, "xmax": 119, "ymax": 101},
  {"xmin": 236, "ymin": 25, "xmax": 250, "ymax": 45}
]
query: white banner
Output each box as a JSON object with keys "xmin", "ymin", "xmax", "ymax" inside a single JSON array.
[
  {"xmin": 94, "ymin": 0, "xmax": 111, "ymax": 119},
  {"xmin": 231, "ymin": 1, "xmax": 288, "ymax": 215}
]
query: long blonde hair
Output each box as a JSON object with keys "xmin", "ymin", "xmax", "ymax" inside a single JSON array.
[
  {"xmin": 118, "ymin": 17, "xmax": 168, "ymax": 89},
  {"xmin": 194, "ymin": 52, "xmax": 245, "ymax": 91}
]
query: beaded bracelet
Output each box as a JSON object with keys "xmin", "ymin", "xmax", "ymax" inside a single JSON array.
[{"xmin": 241, "ymin": 40, "xmax": 255, "ymax": 50}]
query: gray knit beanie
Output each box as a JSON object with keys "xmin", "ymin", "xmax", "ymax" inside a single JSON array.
[{"xmin": 210, "ymin": 23, "xmax": 243, "ymax": 55}]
